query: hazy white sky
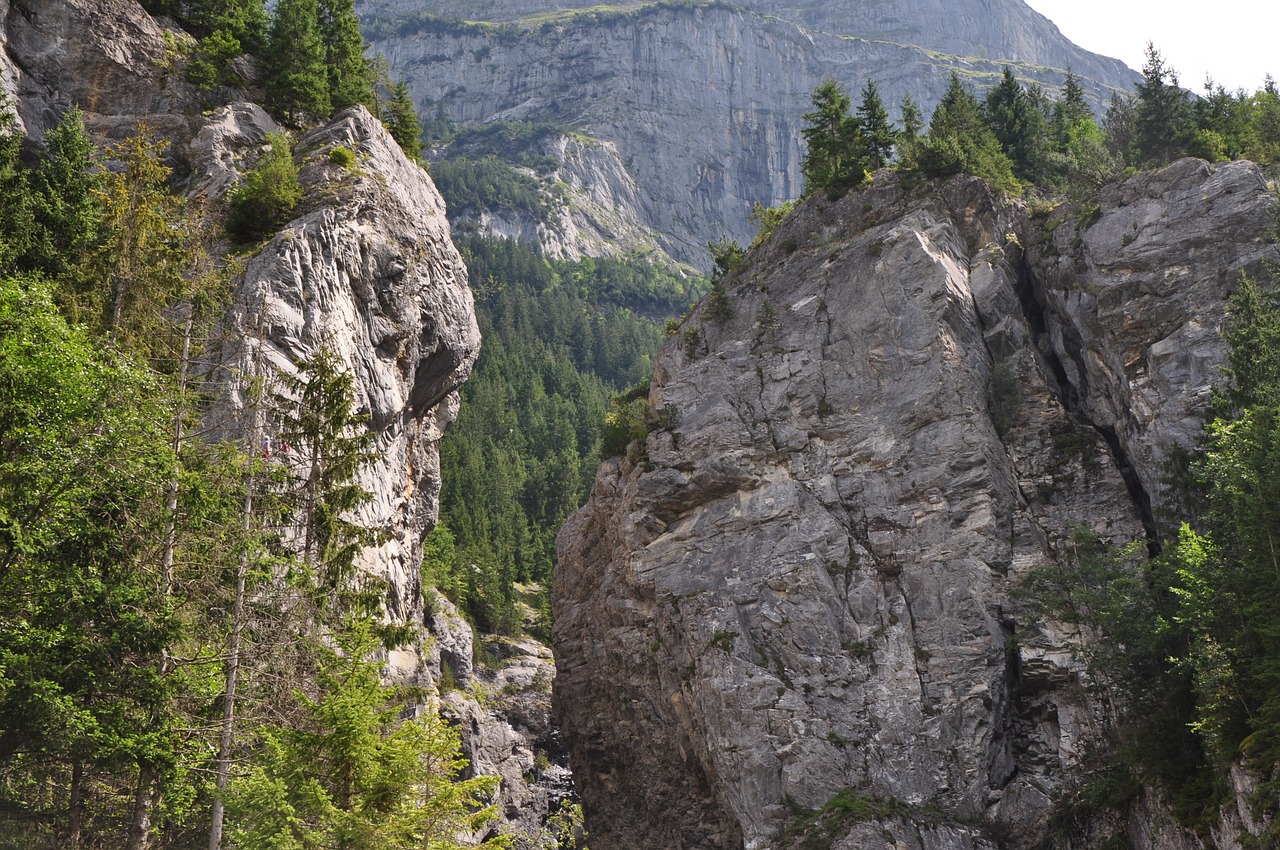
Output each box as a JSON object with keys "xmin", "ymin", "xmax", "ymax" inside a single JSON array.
[{"xmin": 1023, "ymin": 0, "xmax": 1279, "ymax": 93}]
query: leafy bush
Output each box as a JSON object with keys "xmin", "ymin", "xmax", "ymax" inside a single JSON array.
[{"xmin": 226, "ymin": 132, "xmax": 302, "ymax": 242}]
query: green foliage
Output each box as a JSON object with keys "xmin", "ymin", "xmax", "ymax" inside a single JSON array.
[
  {"xmin": 708, "ymin": 237, "xmax": 745, "ymax": 281},
  {"xmin": 264, "ymin": 0, "xmax": 331, "ymax": 124},
  {"xmin": 329, "ymin": 145, "xmax": 357, "ymax": 169},
  {"xmin": 857, "ymin": 79, "xmax": 896, "ymax": 170},
  {"xmin": 225, "ymin": 624, "xmax": 508, "ymax": 850},
  {"xmin": 380, "ymin": 81, "xmax": 422, "ymax": 159},
  {"xmin": 435, "ymin": 237, "xmax": 680, "ymax": 634},
  {"xmin": 226, "ymin": 132, "xmax": 303, "ymax": 243},
  {"xmin": 185, "ymin": 28, "xmax": 245, "ymax": 90},
  {"xmin": 1130, "ymin": 43, "xmax": 1196, "ymax": 168},
  {"xmin": 276, "ymin": 347, "xmax": 383, "ymax": 621},
  {"xmin": 801, "ymin": 80, "xmax": 869, "ymax": 196},
  {"xmin": 0, "ymin": 275, "xmax": 185, "ymax": 842},
  {"xmin": 983, "ymin": 67, "xmax": 1047, "ymax": 181},
  {"xmin": 782, "ymin": 789, "xmax": 916, "ymax": 850},
  {"xmin": 601, "ymin": 382, "xmax": 650, "ymax": 459},
  {"xmin": 915, "ymin": 73, "xmax": 1020, "ymax": 193},
  {"xmin": 319, "ymin": 0, "xmax": 373, "ymax": 112},
  {"xmin": 748, "ymin": 200, "xmax": 796, "ymax": 250},
  {"xmin": 431, "ymin": 156, "xmax": 550, "ymax": 223},
  {"xmin": 88, "ymin": 127, "xmax": 192, "ymax": 347}
]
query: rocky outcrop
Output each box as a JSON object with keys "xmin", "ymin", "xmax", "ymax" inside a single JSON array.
[
  {"xmin": 365, "ymin": 1, "xmax": 1138, "ymax": 264},
  {"xmin": 206, "ymin": 103, "xmax": 479, "ymax": 666},
  {"xmin": 553, "ymin": 162, "xmax": 1277, "ymax": 849},
  {"xmin": 452, "ymin": 133, "xmax": 671, "ymax": 264}
]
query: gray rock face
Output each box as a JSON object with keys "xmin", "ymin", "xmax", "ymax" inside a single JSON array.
[
  {"xmin": 553, "ymin": 163, "xmax": 1278, "ymax": 849},
  {"xmin": 365, "ymin": 1, "xmax": 1138, "ymax": 264},
  {"xmin": 207, "ymin": 104, "xmax": 480, "ymax": 662}
]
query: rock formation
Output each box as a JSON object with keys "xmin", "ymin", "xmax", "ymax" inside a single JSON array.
[
  {"xmin": 363, "ymin": 0, "xmax": 1138, "ymax": 263},
  {"xmin": 553, "ymin": 161, "xmax": 1278, "ymax": 849}
]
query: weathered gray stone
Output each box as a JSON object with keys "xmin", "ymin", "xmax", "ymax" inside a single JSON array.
[
  {"xmin": 554, "ymin": 165, "xmax": 1279, "ymax": 849},
  {"xmin": 366, "ymin": 2, "xmax": 1137, "ymax": 264}
]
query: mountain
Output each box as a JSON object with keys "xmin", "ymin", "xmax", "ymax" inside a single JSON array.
[
  {"xmin": 360, "ymin": 0, "xmax": 1139, "ymax": 264},
  {"xmin": 552, "ymin": 159, "xmax": 1280, "ymax": 849}
]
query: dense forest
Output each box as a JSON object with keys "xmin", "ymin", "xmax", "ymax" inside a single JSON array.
[
  {"xmin": 426, "ymin": 236, "xmax": 705, "ymax": 636},
  {"xmin": 0, "ymin": 0, "xmax": 509, "ymax": 846},
  {"xmin": 797, "ymin": 47, "xmax": 1280, "ymax": 201}
]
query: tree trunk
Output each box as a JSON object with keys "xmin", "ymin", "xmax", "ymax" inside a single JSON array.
[
  {"xmin": 67, "ymin": 760, "xmax": 84, "ymax": 849},
  {"xmin": 125, "ymin": 765, "xmax": 157, "ymax": 850}
]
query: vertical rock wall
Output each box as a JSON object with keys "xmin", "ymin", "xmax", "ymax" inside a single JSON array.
[{"xmin": 553, "ymin": 163, "xmax": 1278, "ymax": 849}]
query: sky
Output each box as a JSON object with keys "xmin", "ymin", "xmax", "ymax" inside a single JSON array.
[{"xmin": 1022, "ymin": 0, "xmax": 1279, "ymax": 94}]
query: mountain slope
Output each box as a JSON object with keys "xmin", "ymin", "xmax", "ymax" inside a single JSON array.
[{"xmin": 361, "ymin": 0, "xmax": 1139, "ymax": 264}]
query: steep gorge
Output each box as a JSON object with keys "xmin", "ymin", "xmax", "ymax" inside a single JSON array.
[{"xmin": 553, "ymin": 160, "xmax": 1278, "ymax": 849}]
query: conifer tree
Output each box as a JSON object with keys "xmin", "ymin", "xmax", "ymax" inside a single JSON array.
[
  {"xmin": 897, "ymin": 94, "xmax": 924, "ymax": 166},
  {"xmin": 801, "ymin": 80, "xmax": 867, "ymax": 195},
  {"xmin": 917, "ymin": 73, "xmax": 1019, "ymax": 191},
  {"xmin": 983, "ymin": 66, "xmax": 1047, "ymax": 181},
  {"xmin": 25, "ymin": 107, "xmax": 103, "ymax": 283},
  {"xmin": 90, "ymin": 127, "xmax": 190, "ymax": 347},
  {"xmin": 318, "ymin": 0, "xmax": 373, "ymax": 112},
  {"xmin": 382, "ymin": 80, "xmax": 423, "ymax": 159},
  {"xmin": 265, "ymin": 0, "xmax": 330, "ymax": 124},
  {"xmin": 276, "ymin": 347, "xmax": 383, "ymax": 622},
  {"xmin": 857, "ymin": 79, "xmax": 896, "ymax": 170},
  {"xmin": 1131, "ymin": 43, "xmax": 1194, "ymax": 166}
]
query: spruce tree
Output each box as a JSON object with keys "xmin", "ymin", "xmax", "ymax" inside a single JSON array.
[
  {"xmin": 265, "ymin": 0, "xmax": 330, "ymax": 124},
  {"xmin": 382, "ymin": 80, "xmax": 423, "ymax": 159},
  {"xmin": 1131, "ymin": 43, "xmax": 1194, "ymax": 167},
  {"xmin": 318, "ymin": 0, "xmax": 373, "ymax": 112},
  {"xmin": 857, "ymin": 79, "xmax": 896, "ymax": 170},
  {"xmin": 800, "ymin": 80, "xmax": 867, "ymax": 195},
  {"xmin": 983, "ymin": 66, "xmax": 1047, "ymax": 181}
]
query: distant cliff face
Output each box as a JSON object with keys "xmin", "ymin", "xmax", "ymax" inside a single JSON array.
[
  {"xmin": 552, "ymin": 160, "xmax": 1277, "ymax": 850},
  {"xmin": 363, "ymin": 0, "xmax": 1137, "ymax": 264}
]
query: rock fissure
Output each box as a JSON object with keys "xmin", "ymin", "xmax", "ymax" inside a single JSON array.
[{"xmin": 1012, "ymin": 237, "xmax": 1161, "ymax": 554}]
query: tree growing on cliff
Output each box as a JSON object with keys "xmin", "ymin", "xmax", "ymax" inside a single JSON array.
[
  {"xmin": 801, "ymin": 80, "xmax": 868, "ymax": 196},
  {"xmin": 857, "ymin": 80, "xmax": 896, "ymax": 170},
  {"xmin": 226, "ymin": 132, "xmax": 303, "ymax": 243},
  {"xmin": 264, "ymin": 0, "xmax": 331, "ymax": 124}
]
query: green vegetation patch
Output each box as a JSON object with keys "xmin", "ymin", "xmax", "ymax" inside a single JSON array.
[{"xmin": 780, "ymin": 789, "xmax": 928, "ymax": 850}]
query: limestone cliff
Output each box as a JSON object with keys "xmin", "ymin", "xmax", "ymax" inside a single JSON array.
[
  {"xmin": 553, "ymin": 161, "xmax": 1277, "ymax": 849},
  {"xmin": 363, "ymin": 0, "xmax": 1138, "ymax": 264}
]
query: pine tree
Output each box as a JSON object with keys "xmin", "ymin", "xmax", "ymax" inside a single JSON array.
[
  {"xmin": 89, "ymin": 127, "xmax": 190, "ymax": 347},
  {"xmin": 1131, "ymin": 43, "xmax": 1194, "ymax": 167},
  {"xmin": 916, "ymin": 73, "xmax": 1019, "ymax": 191},
  {"xmin": 856, "ymin": 79, "xmax": 895, "ymax": 170},
  {"xmin": 276, "ymin": 347, "xmax": 383, "ymax": 623},
  {"xmin": 897, "ymin": 94, "xmax": 924, "ymax": 166},
  {"xmin": 382, "ymin": 80, "xmax": 422, "ymax": 159},
  {"xmin": 264, "ymin": 0, "xmax": 330, "ymax": 124},
  {"xmin": 318, "ymin": 0, "xmax": 373, "ymax": 112},
  {"xmin": 25, "ymin": 107, "xmax": 103, "ymax": 282},
  {"xmin": 983, "ymin": 66, "xmax": 1047, "ymax": 181},
  {"xmin": 801, "ymin": 80, "xmax": 867, "ymax": 195}
]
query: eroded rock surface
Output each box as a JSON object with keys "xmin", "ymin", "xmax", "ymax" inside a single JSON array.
[{"xmin": 553, "ymin": 163, "xmax": 1277, "ymax": 849}]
